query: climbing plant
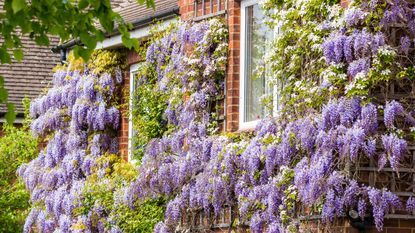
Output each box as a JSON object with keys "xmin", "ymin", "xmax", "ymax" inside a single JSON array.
[{"xmin": 124, "ymin": 1, "xmax": 415, "ymax": 233}]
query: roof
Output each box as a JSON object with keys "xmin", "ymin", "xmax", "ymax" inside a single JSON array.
[
  {"xmin": 53, "ymin": 0, "xmax": 179, "ymax": 53},
  {"xmin": 111, "ymin": 0, "xmax": 125, "ymax": 8},
  {"xmin": 113, "ymin": 0, "xmax": 178, "ymax": 26},
  {"xmin": 0, "ymin": 36, "xmax": 60, "ymax": 115}
]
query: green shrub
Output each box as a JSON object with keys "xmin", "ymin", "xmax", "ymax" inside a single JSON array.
[
  {"xmin": 0, "ymin": 99, "xmax": 38, "ymax": 232},
  {"xmin": 78, "ymin": 154, "xmax": 166, "ymax": 232}
]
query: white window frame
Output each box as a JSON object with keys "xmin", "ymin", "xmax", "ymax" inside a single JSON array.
[
  {"xmin": 239, "ymin": 0, "xmax": 266, "ymax": 130},
  {"xmin": 128, "ymin": 63, "xmax": 141, "ymax": 162}
]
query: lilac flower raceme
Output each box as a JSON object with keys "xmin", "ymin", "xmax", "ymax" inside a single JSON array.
[
  {"xmin": 406, "ymin": 197, "xmax": 415, "ymax": 213},
  {"xmin": 384, "ymin": 100, "xmax": 404, "ymax": 129},
  {"xmin": 347, "ymin": 58, "xmax": 370, "ymax": 77},
  {"xmin": 345, "ymin": 8, "xmax": 367, "ymax": 27},
  {"xmin": 381, "ymin": 133, "xmax": 407, "ymax": 171},
  {"xmin": 400, "ymin": 36, "xmax": 411, "ymax": 55}
]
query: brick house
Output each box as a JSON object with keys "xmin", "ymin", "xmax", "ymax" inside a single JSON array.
[{"xmin": 52, "ymin": 0, "xmax": 415, "ymax": 232}]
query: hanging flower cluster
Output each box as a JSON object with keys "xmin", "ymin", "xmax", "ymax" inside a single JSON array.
[
  {"xmin": 17, "ymin": 65, "xmax": 122, "ymax": 233},
  {"xmin": 321, "ymin": 0, "xmax": 415, "ymax": 96}
]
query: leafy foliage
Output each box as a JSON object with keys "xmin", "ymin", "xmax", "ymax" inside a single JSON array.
[
  {"xmin": 78, "ymin": 154, "xmax": 166, "ymax": 232},
  {"xmin": 0, "ymin": 98, "xmax": 38, "ymax": 232},
  {"xmin": 131, "ymin": 68, "xmax": 169, "ymax": 160}
]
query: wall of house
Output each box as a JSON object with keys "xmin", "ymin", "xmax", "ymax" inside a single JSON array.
[
  {"xmin": 119, "ymin": 50, "xmax": 140, "ymax": 160},
  {"xmin": 179, "ymin": 0, "xmax": 241, "ymax": 132},
  {"xmin": 174, "ymin": 0, "xmax": 415, "ymax": 232},
  {"xmin": 119, "ymin": 0, "xmax": 241, "ymax": 159}
]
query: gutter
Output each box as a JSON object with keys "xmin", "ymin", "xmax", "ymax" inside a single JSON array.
[
  {"xmin": 108, "ymin": 7, "xmax": 180, "ymax": 37},
  {"xmin": 51, "ymin": 6, "xmax": 180, "ymax": 60},
  {"xmin": 0, "ymin": 113, "xmax": 24, "ymax": 124}
]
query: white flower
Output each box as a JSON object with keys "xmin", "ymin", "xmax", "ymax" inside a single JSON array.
[
  {"xmin": 355, "ymin": 72, "xmax": 367, "ymax": 81},
  {"xmin": 381, "ymin": 69, "xmax": 391, "ymax": 76}
]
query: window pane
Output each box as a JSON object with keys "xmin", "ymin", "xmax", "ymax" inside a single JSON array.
[{"xmin": 244, "ymin": 4, "xmax": 270, "ymax": 122}]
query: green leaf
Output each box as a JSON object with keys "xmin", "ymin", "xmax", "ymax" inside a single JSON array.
[
  {"xmin": 0, "ymin": 88, "xmax": 8, "ymax": 102},
  {"xmin": 34, "ymin": 34, "xmax": 50, "ymax": 46},
  {"xmin": 73, "ymin": 46, "xmax": 91, "ymax": 62},
  {"xmin": 79, "ymin": 32, "xmax": 96, "ymax": 49},
  {"xmin": 13, "ymin": 49, "xmax": 23, "ymax": 61},
  {"xmin": 5, "ymin": 103, "xmax": 16, "ymax": 125},
  {"xmin": 121, "ymin": 36, "xmax": 133, "ymax": 49},
  {"xmin": 0, "ymin": 48, "xmax": 11, "ymax": 64},
  {"xmin": 78, "ymin": 0, "xmax": 89, "ymax": 9},
  {"xmin": 12, "ymin": 0, "xmax": 26, "ymax": 13}
]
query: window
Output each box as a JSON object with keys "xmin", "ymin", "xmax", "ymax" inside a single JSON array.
[
  {"xmin": 240, "ymin": 0, "xmax": 275, "ymax": 129},
  {"xmin": 128, "ymin": 63, "xmax": 142, "ymax": 162}
]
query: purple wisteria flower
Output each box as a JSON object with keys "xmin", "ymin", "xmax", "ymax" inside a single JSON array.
[
  {"xmin": 406, "ymin": 197, "xmax": 415, "ymax": 213},
  {"xmin": 347, "ymin": 58, "xmax": 370, "ymax": 77},
  {"xmin": 18, "ymin": 63, "xmax": 121, "ymax": 232},
  {"xmin": 382, "ymin": 134, "xmax": 407, "ymax": 171},
  {"xmin": 400, "ymin": 36, "xmax": 411, "ymax": 55},
  {"xmin": 384, "ymin": 100, "xmax": 404, "ymax": 129},
  {"xmin": 345, "ymin": 8, "xmax": 367, "ymax": 27}
]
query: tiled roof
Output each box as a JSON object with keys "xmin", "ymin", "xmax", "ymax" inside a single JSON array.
[
  {"xmin": 111, "ymin": 0, "xmax": 125, "ymax": 8},
  {"xmin": 113, "ymin": 0, "xmax": 178, "ymax": 25},
  {"xmin": 0, "ymin": 36, "xmax": 60, "ymax": 114}
]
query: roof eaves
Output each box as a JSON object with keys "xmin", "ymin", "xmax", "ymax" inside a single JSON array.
[{"xmin": 51, "ymin": 6, "xmax": 180, "ymax": 53}]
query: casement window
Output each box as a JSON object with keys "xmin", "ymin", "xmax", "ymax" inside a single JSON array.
[
  {"xmin": 128, "ymin": 63, "xmax": 142, "ymax": 162},
  {"xmin": 240, "ymin": 0, "xmax": 276, "ymax": 130}
]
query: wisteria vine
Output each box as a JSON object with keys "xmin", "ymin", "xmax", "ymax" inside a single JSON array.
[
  {"xmin": 18, "ymin": 62, "xmax": 122, "ymax": 232},
  {"xmin": 125, "ymin": 2, "xmax": 415, "ymax": 233}
]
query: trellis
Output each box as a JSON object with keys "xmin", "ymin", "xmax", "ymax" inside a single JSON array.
[{"xmin": 178, "ymin": 3, "xmax": 415, "ymax": 232}]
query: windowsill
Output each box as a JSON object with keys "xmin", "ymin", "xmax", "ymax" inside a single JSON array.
[{"xmin": 238, "ymin": 119, "xmax": 260, "ymax": 132}]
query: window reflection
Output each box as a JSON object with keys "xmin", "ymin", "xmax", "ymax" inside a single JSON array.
[{"xmin": 244, "ymin": 4, "xmax": 271, "ymax": 122}]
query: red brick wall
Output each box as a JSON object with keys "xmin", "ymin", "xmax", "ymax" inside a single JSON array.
[
  {"xmin": 341, "ymin": 0, "xmax": 351, "ymax": 8},
  {"xmin": 118, "ymin": 50, "xmax": 141, "ymax": 160},
  {"xmin": 225, "ymin": 0, "xmax": 241, "ymax": 132},
  {"xmin": 178, "ymin": 0, "xmax": 241, "ymax": 132}
]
